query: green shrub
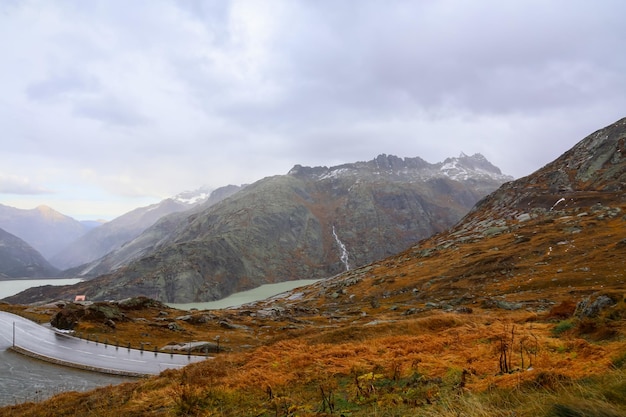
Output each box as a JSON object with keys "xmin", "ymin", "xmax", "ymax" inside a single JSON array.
[{"xmin": 552, "ymin": 320, "xmax": 575, "ymax": 337}]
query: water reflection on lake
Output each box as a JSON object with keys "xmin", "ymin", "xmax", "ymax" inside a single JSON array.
[{"xmin": 168, "ymin": 279, "xmax": 321, "ymax": 310}]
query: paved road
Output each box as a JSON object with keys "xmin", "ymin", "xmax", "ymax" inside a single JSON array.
[{"xmin": 0, "ymin": 311, "xmax": 206, "ymax": 376}]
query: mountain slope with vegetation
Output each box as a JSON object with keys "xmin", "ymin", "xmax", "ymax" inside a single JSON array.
[{"xmin": 1, "ymin": 118, "xmax": 625, "ymax": 417}]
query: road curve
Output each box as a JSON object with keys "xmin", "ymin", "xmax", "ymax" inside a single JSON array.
[{"xmin": 0, "ymin": 311, "xmax": 206, "ymax": 377}]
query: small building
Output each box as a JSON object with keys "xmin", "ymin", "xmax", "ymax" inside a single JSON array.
[{"xmin": 74, "ymin": 295, "xmax": 86, "ymax": 302}]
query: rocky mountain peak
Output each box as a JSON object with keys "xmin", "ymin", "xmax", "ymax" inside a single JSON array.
[
  {"xmin": 439, "ymin": 152, "xmax": 509, "ymax": 182},
  {"xmin": 449, "ymin": 117, "xmax": 626, "ymax": 240},
  {"xmin": 172, "ymin": 184, "xmax": 244, "ymax": 207},
  {"xmin": 288, "ymin": 153, "xmax": 512, "ymax": 184},
  {"xmin": 552, "ymin": 116, "xmax": 626, "ymax": 191},
  {"xmin": 514, "ymin": 117, "xmax": 624, "ymax": 194}
]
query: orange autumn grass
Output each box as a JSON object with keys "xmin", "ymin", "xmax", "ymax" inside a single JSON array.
[
  {"xmin": 2, "ymin": 303, "xmax": 625, "ymax": 416},
  {"xmin": 1, "ymin": 200, "xmax": 625, "ymax": 416}
]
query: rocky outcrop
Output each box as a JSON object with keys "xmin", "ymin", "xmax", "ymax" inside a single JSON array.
[
  {"xmin": 50, "ymin": 300, "xmax": 137, "ymax": 330},
  {"xmin": 471, "ymin": 117, "xmax": 626, "ymax": 216}
]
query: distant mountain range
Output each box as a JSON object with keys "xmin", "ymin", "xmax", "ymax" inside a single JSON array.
[
  {"xmin": 0, "ymin": 204, "xmax": 88, "ymax": 264},
  {"xmin": 0, "ymin": 185, "xmax": 241, "ymax": 273},
  {"xmin": 49, "ymin": 199, "xmax": 191, "ymax": 270},
  {"xmin": 0, "ymin": 227, "xmax": 58, "ymax": 278},
  {"xmin": 3, "ymin": 153, "xmax": 513, "ymax": 303}
]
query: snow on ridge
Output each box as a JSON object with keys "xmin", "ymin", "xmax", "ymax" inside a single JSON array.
[
  {"xmin": 318, "ymin": 167, "xmax": 352, "ymax": 180},
  {"xmin": 301, "ymin": 154, "xmax": 512, "ymax": 183},
  {"xmin": 316, "ymin": 161, "xmax": 510, "ymax": 183},
  {"xmin": 175, "ymin": 192, "xmax": 210, "ymax": 205},
  {"xmin": 439, "ymin": 155, "xmax": 513, "ymax": 182},
  {"xmin": 172, "ymin": 186, "xmax": 213, "ymax": 205}
]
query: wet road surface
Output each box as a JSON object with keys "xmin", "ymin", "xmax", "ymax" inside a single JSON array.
[{"xmin": 0, "ymin": 311, "xmax": 206, "ymax": 377}]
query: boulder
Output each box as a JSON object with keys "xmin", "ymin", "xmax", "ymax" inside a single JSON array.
[
  {"xmin": 86, "ymin": 303, "xmax": 126, "ymax": 322},
  {"xmin": 219, "ymin": 320, "xmax": 251, "ymax": 331},
  {"xmin": 162, "ymin": 341, "xmax": 221, "ymax": 353},
  {"xmin": 575, "ymin": 295, "xmax": 616, "ymax": 318},
  {"xmin": 168, "ymin": 322, "xmax": 184, "ymax": 331},
  {"xmin": 117, "ymin": 296, "xmax": 167, "ymax": 311},
  {"xmin": 50, "ymin": 308, "xmax": 82, "ymax": 330}
]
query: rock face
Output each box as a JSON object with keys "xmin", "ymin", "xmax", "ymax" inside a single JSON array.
[
  {"xmin": 0, "ymin": 227, "xmax": 59, "ymax": 278},
  {"xmin": 6, "ymin": 153, "xmax": 511, "ymax": 304},
  {"xmin": 466, "ymin": 117, "xmax": 626, "ymax": 223}
]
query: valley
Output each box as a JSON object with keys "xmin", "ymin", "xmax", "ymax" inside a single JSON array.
[{"xmin": 0, "ymin": 118, "xmax": 625, "ymax": 416}]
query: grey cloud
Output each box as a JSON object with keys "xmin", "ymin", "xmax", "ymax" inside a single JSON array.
[
  {"xmin": 179, "ymin": 0, "xmax": 625, "ymax": 138},
  {"xmin": 26, "ymin": 72, "xmax": 100, "ymax": 101},
  {"xmin": 0, "ymin": 0, "xmax": 625, "ymax": 219},
  {"xmin": 276, "ymin": 1, "xmax": 624, "ymax": 114},
  {"xmin": 73, "ymin": 96, "xmax": 149, "ymax": 127}
]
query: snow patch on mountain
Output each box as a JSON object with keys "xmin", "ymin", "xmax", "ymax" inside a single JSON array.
[{"xmin": 172, "ymin": 186, "xmax": 213, "ymax": 205}]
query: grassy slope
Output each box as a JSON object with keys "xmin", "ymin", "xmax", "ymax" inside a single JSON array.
[{"xmin": 0, "ymin": 201, "xmax": 624, "ymax": 417}]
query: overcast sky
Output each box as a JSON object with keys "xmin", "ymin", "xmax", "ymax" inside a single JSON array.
[{"xmin": 1, "ymin": 0, "xmax": 624, "ymax": 220}]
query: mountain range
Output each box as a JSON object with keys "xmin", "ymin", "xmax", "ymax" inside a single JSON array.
[
  {"xmin": 3, "ymin": 152, "xmax": 512, "ymax": 303},
  {"xmin": 2, "ymin": 117, "xmax": 625, "ymax": 417},
  {"xmin": 0, "ymin": 204, "xmax": 88, "ymax": 264},
  {"xmin": 51, "ymin": 185, "xmax": 242, "ymax": 270}
]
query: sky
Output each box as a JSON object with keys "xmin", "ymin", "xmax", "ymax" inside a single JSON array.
[{"xmin": 1, "ymin": 1, "xmax": 625, "ymax": 220}]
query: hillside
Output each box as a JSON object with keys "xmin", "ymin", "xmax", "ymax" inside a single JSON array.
[
  {"xmin": 5, "ymin": 153, "xmax": 511, "ymax": 304},
  {"xmin": 52, "ymin": 185, "xmax": 242, "ymax": 270},
  {"xmin": 0, "ymin": 228, "xmax": 58, "ymax": 278},
  {"xmin": 50, "ymin": 199, "xmax": 189, "ymax": 270},
  {"xmin": 1, "ymin": 118, "xmax": 625, "ymax": 417}
]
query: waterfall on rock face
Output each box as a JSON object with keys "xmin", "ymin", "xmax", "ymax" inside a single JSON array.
[{"xmin": 332, "ymin": 225, "xmax": 350, "ymax": 271}]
